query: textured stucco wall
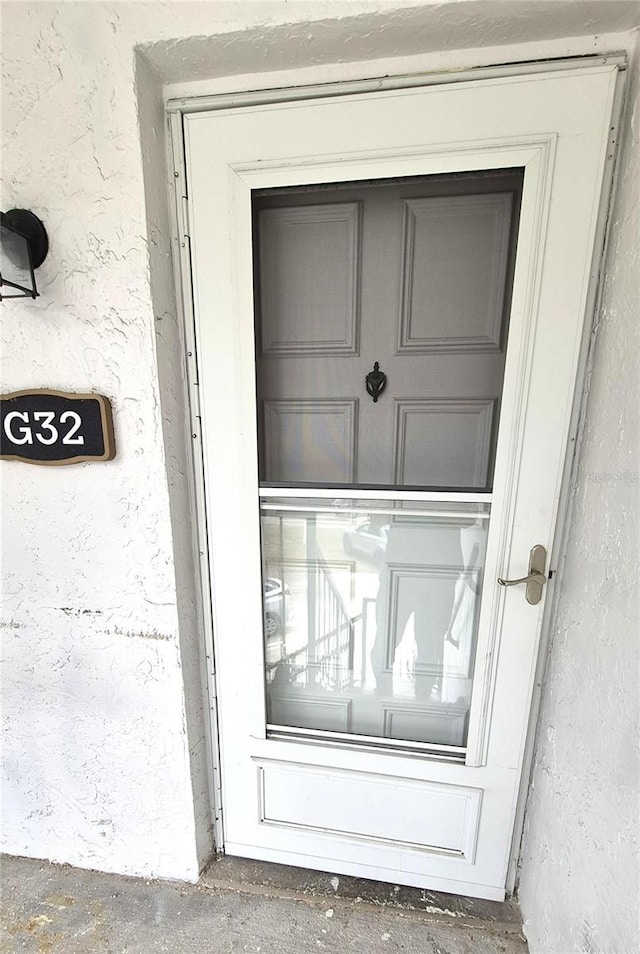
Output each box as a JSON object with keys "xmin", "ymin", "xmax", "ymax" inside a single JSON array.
[
  {"xmin": 0, "ymin": 3, "xmax": 207, "ymax": 881},
  {"xmin": 1, "ymin": 0, "xmax": 639, "ymax": 901},
  {"xmin": 518, "ymin": 34, "xmax": 640, "ymax": 954},
  {"xmin": 0, "ymin": 0, "xmax": 472, "ymax": 885},
  {"xmin": 135, "ymin": 48, "xmax": 214, "ymax": 870}
]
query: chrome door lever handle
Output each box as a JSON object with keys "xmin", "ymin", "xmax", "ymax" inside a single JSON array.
[
  {"xmin": 498, "ymin": 545, "xmax": 547, "ymax": 605},
  {"xmin": 497, "ymin": 571, "xmax": 545, "ymax": 587}
]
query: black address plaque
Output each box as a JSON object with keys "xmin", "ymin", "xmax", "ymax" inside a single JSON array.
[{"xmin": 1, "ymin": 390, "xmax": 116, "ymax": 465}]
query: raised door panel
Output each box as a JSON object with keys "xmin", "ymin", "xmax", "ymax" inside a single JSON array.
[
  {"xmin": 398, "ymin": 194, "xmax": 513, "ymax": 354},
  {"xmin": 383, "ymin": 563, "xmax": 476, "ymax": 676},
  {"xmin": 262, "ymin": 399, "xmax": 358, "ymax": 483},
  {"xmin": 257, "ymin": 761, "xmax": 482, "ymax": 860},
  {"xmin": 382, "ymin": 704, "xmax": 469, "ymax": 746},
  {"xmin": 258, "ymin": 203, "xmax": 362, "ymax": 356},
  {"xmin": 268, "ymin": 694, "xmax": 353, "ymax": 732},
  {"xmin": 393, "ymin": 398, "xmax": 496, "ymax": 488}
]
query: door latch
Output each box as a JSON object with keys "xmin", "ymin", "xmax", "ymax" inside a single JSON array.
[{"xmin": 498, "ymin": 545, "xmax": 547, "ymax": 605}]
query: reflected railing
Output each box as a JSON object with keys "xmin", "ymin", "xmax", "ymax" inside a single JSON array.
[{"xmin": 266, "ymin": 551, "xmax": 357, "ymax": 692}]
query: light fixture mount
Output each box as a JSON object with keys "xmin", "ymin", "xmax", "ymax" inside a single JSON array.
[{"xmin": 1, "ymin": 208, "xmax": 49, "ymax": 300}]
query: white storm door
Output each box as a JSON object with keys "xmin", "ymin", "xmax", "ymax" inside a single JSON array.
[{"xmin": 184, "ymin": 64, "xmax": 619, "ymax": 901}]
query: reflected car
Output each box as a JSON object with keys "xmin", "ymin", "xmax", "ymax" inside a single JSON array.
[
  {"xmin": 342, "ymin": 521, "xmax": 389, "ymax": 566},
  {"xmin": 263, "ymin": 577, "xmax": 290, "ymax": 638}
]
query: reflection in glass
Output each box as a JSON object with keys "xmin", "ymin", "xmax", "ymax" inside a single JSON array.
[{"xmin": 261, "ymin": 498, "xmax": 489, "ymax": 748}]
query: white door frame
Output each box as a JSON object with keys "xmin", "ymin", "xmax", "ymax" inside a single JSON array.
[{"xmin": 166, "ymin": 54, "xmax": 626, "ymax": 890}]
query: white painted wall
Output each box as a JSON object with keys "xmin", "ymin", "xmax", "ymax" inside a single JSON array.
[
  {"xmin": 0, "ymin": 2, "xmax": 213, "ymax": 882},
  {"xmin": 517, "ymin": 34, "xmax": 640, "ymax": 954},
  {"xmin": 1, "ymin": 0, "xmax": 513, "ymax": 887},
  {"xmin": 1, "ymin": 4, "xmax": 638, "ymax": 940}
]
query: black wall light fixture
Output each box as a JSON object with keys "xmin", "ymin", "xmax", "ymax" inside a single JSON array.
[{"xmin": 0, "ymin": 209, "xmax": 49, "ymax": 300}]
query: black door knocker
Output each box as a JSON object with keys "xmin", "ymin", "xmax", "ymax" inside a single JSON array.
[{"xmin": 365, "ymin": 361, "xmax": 387, "ymax": 403}]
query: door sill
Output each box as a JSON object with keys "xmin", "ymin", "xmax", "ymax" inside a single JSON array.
[
  {"xmin": 201, "ymin": 853, "xmax": 522, "ymax": 928},
  {"xmin": 216, "ymin": 843, "xmax": 508, "ymax": 901}
]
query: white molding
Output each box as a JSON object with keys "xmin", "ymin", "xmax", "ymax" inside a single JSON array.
[
  {"xmin": 167, "ymin": 110, "xmax": 225, "ymax": 854},
  {"xmin": 463, "ymin": 136, "xmax": 557, "ymax": 768},
  {"xmin": 166, "ymin": 53, "xmax": 627, "ymax": 114}
]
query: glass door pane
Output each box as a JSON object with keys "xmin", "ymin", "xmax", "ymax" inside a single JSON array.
[
  {"xmin": 254, "ymin": 169, "xmax": 523, "ymax": 750},
  {"xmin": 261, "ymin": 497, "xmax": 489, "ymax": 748}
]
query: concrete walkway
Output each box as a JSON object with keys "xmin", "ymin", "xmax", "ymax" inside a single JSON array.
[{"xmin": 1, "ymin": 855, "xmax": 528, "ymax": 953}]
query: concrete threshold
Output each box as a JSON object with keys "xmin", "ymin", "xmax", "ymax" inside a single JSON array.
[
  {"xmin": 1, "ymin": 853, "xmax": 528, "ymax": 953},
  {"xmin": 201, "ymin": 855, "xmax": 525, "ymax": 935}
]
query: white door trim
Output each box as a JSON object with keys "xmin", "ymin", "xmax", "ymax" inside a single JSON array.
[
  {"xmin": 214, "ymin": 136, "xmax": 557, "ymax": 776},
  {"xmin": 166, "ymin": 52, "xmax": 626, "ymax": 115},
  {"xmin": 166, "ymin": 56, "xmax": 626, "ymax": 887}
]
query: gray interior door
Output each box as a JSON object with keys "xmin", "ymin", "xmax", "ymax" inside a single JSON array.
[{"xmin": 255, "ymin": 172, "xmax": 521, "ymax": 490}]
